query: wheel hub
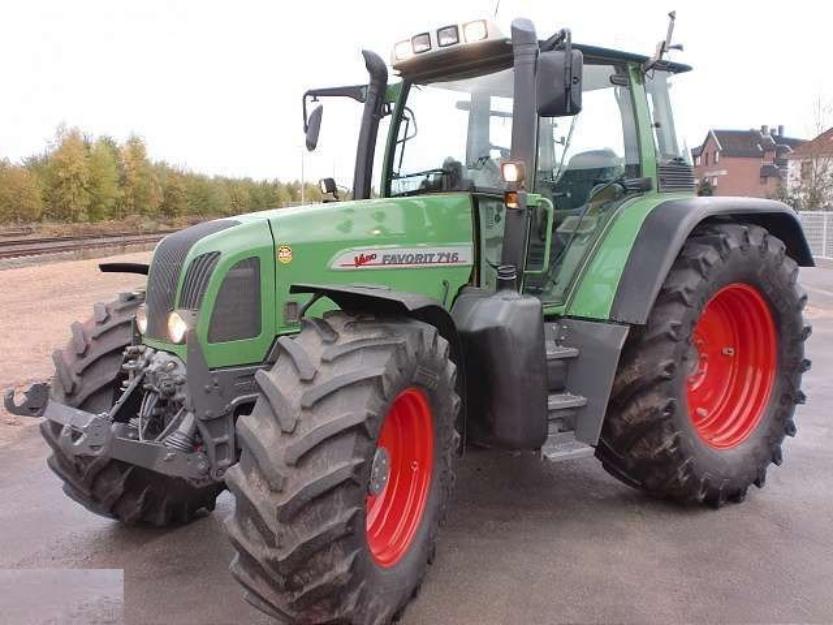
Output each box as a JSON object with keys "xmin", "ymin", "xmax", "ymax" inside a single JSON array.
[
  {"xmin": 685, "ymin": 283, "xmax": 777, "ymax": 449},
  {"xmin": 368, "ymin": 447, "xmax": 391, "ymax": 496}
]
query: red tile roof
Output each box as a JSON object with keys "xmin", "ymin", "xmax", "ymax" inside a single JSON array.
[{"xmin": 788, "ymin": 127, "xmax": 833, "ymax": 159}]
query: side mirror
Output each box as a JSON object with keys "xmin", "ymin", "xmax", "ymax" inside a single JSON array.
[
  {"xmin": 536, "ymin": 49, "xmax": 583, "ymax": 117},
  {"xmin": 319, "ymin": 177, "xmax": 337, "ymax": 195},
  {"xmin": 305, "ymin": 105, "xmax": 323, "ymax": 151},
  {"xmin": 318, "ymin": 178, "xmax": 338, "ymax": 202}
]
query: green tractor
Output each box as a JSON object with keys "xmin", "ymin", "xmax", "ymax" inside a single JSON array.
[{"xmin": 6, "ymin": 15, "xmax": 812, "ymax": 625}]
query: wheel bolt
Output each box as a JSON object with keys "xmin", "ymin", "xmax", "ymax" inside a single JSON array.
[{"xmin": 722, "ymin": 347, "xmax": 735, "ymax": 356}]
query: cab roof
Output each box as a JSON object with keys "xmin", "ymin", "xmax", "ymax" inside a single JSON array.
[{"xmin": 395, "ymin": 39, "xmax": 691, "ymax": 83}]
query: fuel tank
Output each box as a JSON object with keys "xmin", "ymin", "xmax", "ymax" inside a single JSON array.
[{"xmin": 451, "ymin": 279, "xmax": 548, "ymax": 450}]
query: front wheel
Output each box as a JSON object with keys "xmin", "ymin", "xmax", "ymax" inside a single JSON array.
[
  {"xmin": 597, "ymin": 223, "xmax": 810, "ymax": 507},
  {"xmin": 224, "ymin": 312, "xmax": 460, "ymax": 624},
  {"xmin": 43, "ymin": 292, "xmax": 222, "ymax": 525}
]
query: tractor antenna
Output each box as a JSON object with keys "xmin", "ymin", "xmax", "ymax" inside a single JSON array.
[
  {"xmin": 494, "ymin": 0, "xmax": 501, "ymax": 18},
  {"xmin": 643, "ymin": 10, "xmax": 684, "ymax": 73}
]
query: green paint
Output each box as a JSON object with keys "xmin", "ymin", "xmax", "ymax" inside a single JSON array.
[
  {"xmin": 144, "ymin": 220, "xmax": 277, "ymax": 367},
  {"xmin": 630, "ymin": 65, "xmax": 657, "ymax": 185},
  {"xmin": 562, "ymin": 192, "xmax": 692, "ymax": 319},
  {"xmin": 543, "ymin": 63, "xmax": 692, "ymax": 321},
  {"xmin": 269, "ymin": 193, "xmax": 474, "ymax": 335},
  {"xmin": 143, "ymin": 194, "xmax": 474, "ymax": 367}
]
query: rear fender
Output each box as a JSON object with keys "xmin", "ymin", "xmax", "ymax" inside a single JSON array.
[{"xmin": 610, "ymin": 197, "xmax": 813, "ymax": 325}]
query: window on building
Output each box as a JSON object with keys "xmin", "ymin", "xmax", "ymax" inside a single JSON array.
[
  {"xmin": 704, "ymin": 152, "xmax": 710, "ymax": 166},
  {"xmin": 714, "ymin": 151, "xmax": 720, "ymax": 163},
  {"xmin": 694, "ymin": 155, "xmax": 701, "ymax": 166},
  {"xmin": 712, "ymin": 176, "xmax": 718, "ymax": 187},
  {"xmin": 801, "ymin": 160, "xmax": 812, "ymax": 180}
]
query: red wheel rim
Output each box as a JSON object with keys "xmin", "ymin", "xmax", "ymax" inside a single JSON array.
[
  {"xmin": 366, "ymin": 387, "xmax": 434, "ymax": 568},
  {"xmin": 685, "ymin": 283, "xmax": 777, "ymax": 449}
]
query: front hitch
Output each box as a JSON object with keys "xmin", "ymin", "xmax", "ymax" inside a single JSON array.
[
  {"xmin": 4, "ymin": 383, "xmax": 49, "ymax": 417},
  {"xmin": 4, "ymin": 382, "xmax": 214, "ymax": 486}
]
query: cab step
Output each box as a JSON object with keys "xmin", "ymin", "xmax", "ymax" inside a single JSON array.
[
  {"xmin": 547, "ymin": 391, "xmax": 587, "ymax": 412},
  {"xmin": 541, "ymin": 431, "xmax": 594, "ymax": 462},
  {"xmin": 543, "ymin": 390, "xmax": 593, "ymax": 462},
  {"xmin": 545, "ymin": 340, "xmax": 580, "ymax": 361}
]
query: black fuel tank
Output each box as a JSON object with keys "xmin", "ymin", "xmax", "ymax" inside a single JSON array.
[{"xmin": 452, "ymin": 287, "xmax": 548, "ymax": 450}]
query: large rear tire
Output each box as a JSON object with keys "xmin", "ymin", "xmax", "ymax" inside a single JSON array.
[
  {"xmin": 596, "ymin": 223, "xmax": 810, "ymax": 506},
  {"xmin": 42, "ymin": 292, "xmax": 222, "ymax": 526},
  {"xmin": 224, "ymin": 312, "xmax": 460, "ymax": 625}
]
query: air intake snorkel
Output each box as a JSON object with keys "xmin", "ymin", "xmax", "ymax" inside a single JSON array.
[{"xmin": 352, "ymin": 50, "xmax": 388, "ymax": 200}]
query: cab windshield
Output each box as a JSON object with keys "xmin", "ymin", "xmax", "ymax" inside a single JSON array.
[{"xmin": 389, "ymin": 67, "xmax": 514, "ymax": 196}]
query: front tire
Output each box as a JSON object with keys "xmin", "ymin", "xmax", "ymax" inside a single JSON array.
[
  {"xmin": 597, "ymin": 223, "xmax": 810, "ymax": 506},
  {"xmin": 42, "ymin": 292, "xmax": 222, "ymax": 526},
  {"xmin": 224, "ymin": 312, "xmax": 460, "ymax": 625}
]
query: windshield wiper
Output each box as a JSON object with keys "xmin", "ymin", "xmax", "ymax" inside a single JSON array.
[{"xmin": 391, "ymin": 167, "xmax": 447, "ymax": 180}]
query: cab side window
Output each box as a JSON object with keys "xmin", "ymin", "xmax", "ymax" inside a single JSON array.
[{"xmin": 526, "ymin": 64, "xmax": 639, "ymax": 304}]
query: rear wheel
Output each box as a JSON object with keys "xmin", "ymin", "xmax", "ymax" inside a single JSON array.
[
  {"xmin": 42, "ymin": 292, "xmax": 222, "ymax": 525},
  {"xmin": 224, "ymin": 312, "xmax": 459, "ymax": 625},
  {"xmin": 597, "ymin": 223, "xmax": 810, "ymax": 506}
]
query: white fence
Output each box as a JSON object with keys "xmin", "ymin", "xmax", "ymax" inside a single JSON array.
[{"xmin": 798, "ymin": 211, "xmax": 833, "ymax": 260}]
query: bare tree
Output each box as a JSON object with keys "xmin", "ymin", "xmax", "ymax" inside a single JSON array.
[{"xmin": 793, "ymin": 97, "xmax": 833, "ymax": 210}]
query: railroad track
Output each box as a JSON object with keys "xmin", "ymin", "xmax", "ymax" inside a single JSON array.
[{"xmin": 0, "ymin": 231, "xmax": 173, "ymax": 261}]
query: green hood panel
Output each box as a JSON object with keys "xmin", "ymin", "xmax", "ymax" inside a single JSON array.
[
  {"xmin": 145, "ymin": 194, "xmax": 475, "ymax": 368},
  {"xmin": 267, "ymin": 193, "xmax": 475, "ymax": 334}
]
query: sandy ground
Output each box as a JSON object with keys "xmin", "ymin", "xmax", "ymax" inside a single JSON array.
[
  {"xmin": 0, "ymin": 256, "xmax": 832, "ymax": 624},
  {"xmin": 0, "ymin": 252, "xmax": 149, "ymax": 439}
]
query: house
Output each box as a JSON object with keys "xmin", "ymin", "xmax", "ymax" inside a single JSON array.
[
  {"xmin": 691, "ymin": 126, "xmax": 805, "ymax": 197},
  {"xmin": 785, "ymin": 127, "xmax": 833, "ymax": 208}
]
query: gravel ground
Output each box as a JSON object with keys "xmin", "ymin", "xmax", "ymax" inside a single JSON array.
[{"xmin": 1, "ymin": 255, "xmax": 831, "ymax": 625}]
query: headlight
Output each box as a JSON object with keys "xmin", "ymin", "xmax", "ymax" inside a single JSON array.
[
  {"xmin": 167, "ymin": 311, "xmax": 189, "ymax": 344},
  {"xmin": 411, "ymin": 32, "xmax": 432, "ymax": 54},
  {"xmin": 135, "ymin": 305, "xmax": 148, "ymax": 334},
  {"xmin": 437, "ymin": 25, "xmax": 459, "ymax": 47},
  {"xmin": 394, "ymin": 40, "xmax": 413, "ymax": 61},
  {"xmin": 500, "ymin": 161, "xmax": 526, "ymax": 184},
  {"xmin": 463, "ymin": 20, "xmax": 488, "ymax": 42}
]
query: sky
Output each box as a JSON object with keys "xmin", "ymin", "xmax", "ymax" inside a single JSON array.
[{"xmin": 1, "ymin": 0, "xmax": 830, "ymax": 189}]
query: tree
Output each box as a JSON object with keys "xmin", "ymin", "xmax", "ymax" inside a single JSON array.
[
  {"xmin": 119, "ymin": 135, "xmax": 161, "ymax": 217},
  {"xmin": 185, "ymin": 174, "xmax": 228, "ymax": 216},
  {"xmin": 0, "ymin": 160, "xmax": 44, "ymax": 222},
  {"xmin": 697, "ymin": 178, "xmax": 714, "ymax": 197},
  {"xmin": 0, "ymin": 125, "xmax": 328, "ymax": 225},
  {"xmin": 768, "ymin": 179, "xmax": 801, "ymax": 210},
  {"xmin": 87, "ymin": 138, "xmax": 121, "ymax": 221},
  {"xmin": 157, "ymin": 165, "xmax": 189, "ymax": 218},
  {"xmin": 45, "ymin": 128, "xmax": 92, "ymax": 222},
  {"xmin": 792, "ymin": 97, "xmax": 833, "ymax": 210}
]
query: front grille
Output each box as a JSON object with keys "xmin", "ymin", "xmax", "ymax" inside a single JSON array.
[
  {"xmin": 658, "ymin": 162, "xmax": 695, "ymax": 192},
  {"xmin": 208, "ymin": 257, "xmax": 261, "ymax": 343},
  {"xmin": 145, "ymin": 221, "xmax": 237, "ymax": 339},
  {"xmin": 179, "ymin": 252, "xmax": 220, "ymax": 310}
]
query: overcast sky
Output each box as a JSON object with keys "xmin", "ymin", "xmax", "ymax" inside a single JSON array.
[{"xmin": 1, "ymin": 1, "xmax": 829, "ymax": 188}]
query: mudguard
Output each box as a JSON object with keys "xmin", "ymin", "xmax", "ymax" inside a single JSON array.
[
  {"xmin": 610, "ymin": 197, "xmax": 813, "ymax": 325},
  {"xmin": 289, "ymin": 283, "xmax": 467, "ymax": 428}
]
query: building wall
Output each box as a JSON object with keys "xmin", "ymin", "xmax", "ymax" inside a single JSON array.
[{"xmin": 693, "ymin": 135, "xmax": 779, "ymax": 197}]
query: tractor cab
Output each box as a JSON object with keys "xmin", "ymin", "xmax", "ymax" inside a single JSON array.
[{"xmin": 305, "ymin": 18, "xmax": 693, "ymax": 298}]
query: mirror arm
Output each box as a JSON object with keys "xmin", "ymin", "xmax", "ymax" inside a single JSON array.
[{"xmin": 302, "ymin": 85, "xmax": 368, "ymax": 131}]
